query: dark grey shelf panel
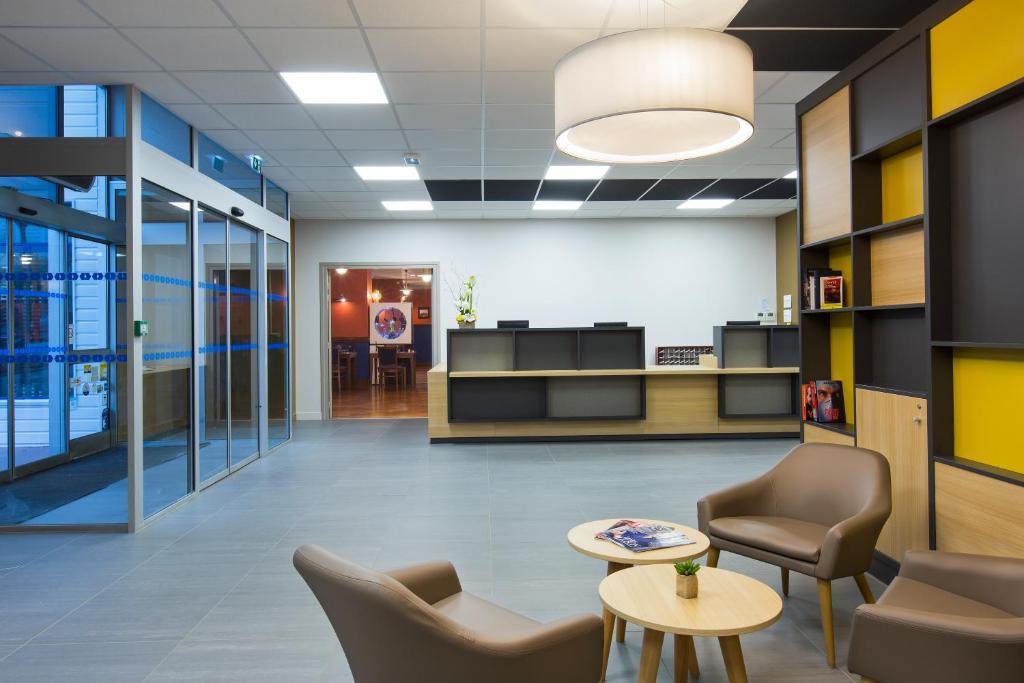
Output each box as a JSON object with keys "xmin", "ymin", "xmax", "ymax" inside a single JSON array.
[
  {"xmin": 852, "ymin": 214, "xmax": 924, "ymax": 238},
  {"xmin": 718, "ymin": 374, "xmax": 798, "ymax": 418},
  {"xmin": 515, "ymin": 330, "xmax": 577, "ymax": 370},
  {"xmin": 854, "ymin": 308, "xmax": 929, "ymax": 395},
  {"xmin": 801, "ymin": 307, "xmax": 854, "ymax": 314},
  {"xmin": 800, "ymin": 233, "xmax": 853, "ymax": 251},
  {"xmin": 448, "ymin": 331, "xmax": 514, "ymax": 372},
  {"xmin": 714, "ymin": 325, "xmax": 798, "ymax": 369},
  {"xmin": 851, "ymin": 37, "xmax": 924, "ymax": 157},
  {"xmin": 449, "ymin": 377, "xmax": 545, "ymax": 421},
  {"xmin": 547, "ymin": 376, "xmax": 644, "ymax": 419},
  {"xmin": 579, "ymin": 329, "xmax": 644, "ymax": 370},
  {"xmin": 931, "ymin": 340, "xmax": 1024, "ymax": 350}
]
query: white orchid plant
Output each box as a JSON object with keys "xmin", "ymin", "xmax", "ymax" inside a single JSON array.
[{"xmin": 448, "ymin": 272, "xmax": 478, "ymax": 324}]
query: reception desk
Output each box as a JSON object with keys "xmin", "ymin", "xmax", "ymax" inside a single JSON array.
[{"xmin": 429, "ymin": 326, "xmax": 799, "ymax": 442}]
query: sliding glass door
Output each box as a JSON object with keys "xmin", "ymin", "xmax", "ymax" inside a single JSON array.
[
  {"xmin": 266, "ymin": 235, "xmax": 289, "ymax": 448},
  {"xmin": 197, "ymin": 208, "xmax": 228, "ymax": 483},
  {"xmin": 229, "ymin": 223, "xmax": 259, "ymax": 465}
]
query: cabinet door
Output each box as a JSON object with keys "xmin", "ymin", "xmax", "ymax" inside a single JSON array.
[{"xmin": 855, "ymin": 388, "xmax": 929, "ymax": 561}]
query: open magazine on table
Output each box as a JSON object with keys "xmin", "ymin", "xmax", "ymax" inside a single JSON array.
[{"xmin": 595, "ymin": 519, "xmax": 696, "ymax": 553}]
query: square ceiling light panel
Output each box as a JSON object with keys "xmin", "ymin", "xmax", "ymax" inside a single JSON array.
[
  {"xmin": 382, "ymin": 200, "xmax": 433, "ymax": 211},
  {"xmin": 355, "ymin": 166, "xmax": 420, "ymax": 181},
  {"xmin": 280, "ymin": 72, "xmax": 388, "ymax": 104}
]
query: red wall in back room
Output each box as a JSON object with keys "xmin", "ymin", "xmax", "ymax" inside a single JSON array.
[
  {"xmin": 331, "ymin": 269, "xmax": 370, "ymax": 339},
  {"xmin": 371, "ymin": 278, "xmax": 432, "ymax": 326}
]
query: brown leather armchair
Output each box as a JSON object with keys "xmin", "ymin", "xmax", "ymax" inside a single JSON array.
[
  {"xmin": 849, "ymin": 550, "xmax": 1024, "ymax": 683},
  {"xmin": 294, "ymin": 545, "xmax": 603, "ymax": 683},
  {"xmin": 697, "ymin": 443, "xmax": 891, "ymax": 667}
]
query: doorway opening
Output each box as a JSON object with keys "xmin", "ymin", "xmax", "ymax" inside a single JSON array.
[{"xmin": 327, "ymin": 265, "xmax": 435, "ymax": 419}]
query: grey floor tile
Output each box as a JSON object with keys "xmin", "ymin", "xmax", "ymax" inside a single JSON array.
[
  {"xmin": 0, "ymin": 640, "xmax": 176, "ymax": 683},
  {"xmin": 145, "ymin": 637, "xmax": 351, "ymax": 682}
]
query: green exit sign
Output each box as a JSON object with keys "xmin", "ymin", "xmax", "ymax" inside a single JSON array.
[{"xmin": 249, "ymin": 155, "xmax": 263, "ymax": 173}]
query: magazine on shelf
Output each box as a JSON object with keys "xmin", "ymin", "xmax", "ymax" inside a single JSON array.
[
  {"xmin": 820, "ymin": 275, "xmax": 844, "ymax": 309},
  {"xmin": 595, "ymin": 519, "xmax": 695, "ymax": 553},
  {"xmin": 803, "ymin": 269, "xmax": 842, "ymax": 310},
  {"xmin": 813, "ymin": 380, "xmax": 846, "ymax": 423}
]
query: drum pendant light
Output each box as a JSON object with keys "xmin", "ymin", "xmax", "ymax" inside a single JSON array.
[{"xmin": 554, "ymin": 27, "xmax": 754, "ymax": 164}]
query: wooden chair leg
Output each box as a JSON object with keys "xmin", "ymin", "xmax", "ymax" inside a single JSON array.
[
  {"xmin": 817, "ymin": 578, "xmax": 836, "ymax": 668},
  {"xmin": 854, "ymin": 573, "xmax": 875, "ymax": 604},
  {"xmin": 706, "ymin": 546, "xmax": 720, "ymax": 568},
  {"xmin": 781, "ymin": 567, "xmax": 789, "ymax": 596}
]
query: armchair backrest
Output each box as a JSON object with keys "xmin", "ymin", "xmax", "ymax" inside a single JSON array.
[
  {"xmin": 293, "ymin": 545, "xmax": 466, "ymax": 683},
  {"xmin": 768, "ymin": 443, "xmax": 891, "ymax": 529}
]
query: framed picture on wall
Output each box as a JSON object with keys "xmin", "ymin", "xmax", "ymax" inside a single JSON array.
[
  {"xmin": 418, "ymin": 307, "xmax": 430, "ymax": 319},
  {"xmin": 369, "ymin": 302, "xmax": 413, "ymax": 345}
]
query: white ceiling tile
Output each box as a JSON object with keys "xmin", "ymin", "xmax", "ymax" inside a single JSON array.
[
  {"xmin": 354, "ymin": 0, "xmax": 481, "ymax": 27},
  {"xmin": 290, "ymin": 166, "xmax": 359, "ymax": 181},
  {"xmin": 486, "ymin": 0, "xmax": 613, "ymax": 28},
  {"xmin": 84, "ymin": 0, "xmax": 232, "ymax": 27},
  {"xmin": 396, "ymin": 104, "xmax": 481, "ymax": 129},
  {"xmin": 339, "ymin": 150, "xmax": 411, "ymax": 165},
  {"xmin": 173, "ymin": 71, "xmax": 295, "ymax": 104},
  {"xmin": 367, "ymin": 29, "xmax": 481, "ymax": 71},
  {"xmin": 419, "ymin": 166, "xmax": 482, "ymax": 179},
  {"xmin": 69, "ymin": 71, "xmax": 201, "ymax": 103},
  {"xmin": 484, "ymin": 149, "xmax": 551, "ymax": 166},
  {"xmin": 244, "ymin": 29, "xmax": 373, "ymax": 71},
  {"xmin": 745, "ymin": 128, "xmax": 793, "ymax": 149},
  {"xmin": 754, "ymin": 71, "xmax": 787, "ymax": 97},
  {"xmin": 316, "ymin": 191, "xmax": 374, "ymax": 201},
  {"xmin": 432, "ymin": 201, "xmax": 484, "ymax": 211},
  {"xmin": 771, "ymin": 132, "xmax": 796, "ymax": 149},
  {"xmin": 382, "ymin": 72, "xmax": 481, "ymax": 104},
  {"xmin": 754, "ymin": 103, "xmax": 797, "ymax": 129},
  {"xmin": 667, "ymin": 164, "xmax": 742, "ymax": 179},
  {"xmin": 485, "ymin": 129, "xmax": 554, "ymax": 148},
  {"xmin": 345, "ymin": 210, "xmax": 392, "ymax": 219},
  {"xmin": 324, "ymin": 130, "xmax": 409, "ymax": 150},
  {"xmin": 121, "ymin": 28, "xmax": 264, "ymax": 70},
  {"xmin": 733, "ymin": 164, "xmax": 798, "ymax": 179},
  {"xmin": 482, "ymin": 210, "xmax": 531, "ymax": 218},
  {"xmin": 0, "ymin": 39, "xmax": 51, "ymax": 70},
  {"xmin": 749, "ymin": 148, "xmax": 798, "ymax": 165},
  {"xmin": 419, "ymin": 149, "xmax": 480, "ymax": 165},
  {"xmin": 214, "ymin": 104, "xmax": 317, "ymax": 129},
  {"xmin": 0, "ymin": 1, "xmax": 106, "ymax": 27},
  {"xmin": 304, "ymin": 179, "xmax": 365, "ymax": 191},
  {"xmin": 758, "ymin": 72, "xmax": 838, "ymax": 104},
  {"xmin": 484, "ymin": 72, "xmax": 553, "ymax": 104},
  {"xmin": 605, "ymin": 0, "xmax": 747, "ymax": 30},
  {"xmin": 245, "ymin": 129, "xmax": 331, "ymax": 150},
  {"xmin": 484, "ymin": 166, "xmax": 545, "ymax": 179},
  {"xmin": 434, "ymin": 211, "xmax": 483, "ymax": 219},
  {"xmin": 485, "ymin": 29, "xmax": 598, "ymax": 70},
  {"xmin": 404, "ymin": 129, "xmax": 481, "ymax": 150},
  {"xmin": 270, "ymin": 178, "xmax": 310, "ymax": 192},
  {"xmin": 605, "ymin": 164, "xmax": 674, "ymax": 179},
  {"xmin": 167, "ymin": 103, "xmax": 235, "ymax": 129},
  {"xmin": 305, "ymin": 105, "xmax": 399, "ymax": 130},
  {"xmin": 363, "ymin": 186, "xmax": 430, "ymax": 200},
  {"xmin": 485, "ymin": 104, "xmax": 554, "ymax": 129},
  {"xmin": 1, "ymin": 28, "xmax": 159, "ymax": 71},
  {"xmin": 219, "ymin": 0, "xmax": 356, "ymax": 27},
  {"xmin": 0, "ymin": 71, "xmax": 70, "ymax": 83},
  {"xmin": 271, "ymin": 149, "xmax": 347, "ymax": 166}
]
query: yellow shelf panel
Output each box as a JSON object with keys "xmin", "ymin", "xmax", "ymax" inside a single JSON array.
[
  {"xmin": 953, "ymin": 349, "xmax": 1024, "ymax": 474},
  {"xmin": 828, "ymin": 243, "xmax": 852, "ymax": 308},
  {"xmin": 931, "ymin": 0, "xmax": 1024, "ymax": 117},
  {"xmin": 829, "ymin": 312, "xmax": 855, "ymax": 424},
  {"xmin": 881, "ymin": 146, "xmax": 923, "ymax": 223}
]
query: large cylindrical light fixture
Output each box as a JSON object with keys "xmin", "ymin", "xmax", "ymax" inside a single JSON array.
[{"xmin": 555, "ymin": 28, "xmax": 754, "ymax": 164}]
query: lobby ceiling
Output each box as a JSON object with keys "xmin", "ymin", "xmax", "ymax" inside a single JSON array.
[{"xmin": 0, "ymin": 0, "xmax": 936, "ymax": 220}]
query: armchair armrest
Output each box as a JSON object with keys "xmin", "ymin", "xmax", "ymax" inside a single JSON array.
[
  {"xmin": 815, "ymin": 490, "xmax": 890, "ymax": 579},
  {"xmin": 385, "ymin": 561, "xmax": 462, "ymax": 605},
  {"xmin": 471, "ymin": 613, "xmax": 604, "ymax": 682},
  {"xmin": 697, "ymin": 473, "xmax": 773, "ymax": 533},
  {"xmin": 900, "ymin": 551, "xmax": 1024, "ymax": 615}
]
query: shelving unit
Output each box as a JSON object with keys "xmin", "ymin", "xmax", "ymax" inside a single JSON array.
[{"xmin": 797, "ymin": 0, "xmax": 1024, "ymax": 570}]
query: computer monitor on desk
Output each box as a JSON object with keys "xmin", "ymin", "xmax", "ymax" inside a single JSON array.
[
  {"xmin": 497, "ymin": 320, "xmax": 529, "ymax": 329},
  {"xmin": 594, "ymin": 322, "xmax": 628, "ymax": 327}
]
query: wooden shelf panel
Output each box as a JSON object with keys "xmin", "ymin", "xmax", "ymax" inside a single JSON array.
[
  {"xmin": 935, "ymin": 462, "xmax": 1024, "ymax": 559},
  {"xmin": 802, "ymin": 420, "xmax": 856, "ymax": 437},
  {"xmin": 868, "ymin": 222, "xmax": 925, "ymax": 306},
  {"xmin": 801, "ymin": 87, "xmax": 852, "ymax": 245}
]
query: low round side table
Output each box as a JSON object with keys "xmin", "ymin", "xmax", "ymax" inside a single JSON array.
[
  {"xmin": 567, "ymin": 519, "xmax": 710, "ymax": 681},
  {"xmin": 600, "ymin": 564, "xmax": 783, "ymax": 683}
]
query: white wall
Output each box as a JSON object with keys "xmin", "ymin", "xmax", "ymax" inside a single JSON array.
[{"xmin": 293, "ymin": 217, "xmax": 777, "ymax": 420}]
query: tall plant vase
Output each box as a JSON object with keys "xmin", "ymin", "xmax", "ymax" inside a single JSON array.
[{"xmin": 676, "ymin": 573, "xmax": 698, "ymax": 599}]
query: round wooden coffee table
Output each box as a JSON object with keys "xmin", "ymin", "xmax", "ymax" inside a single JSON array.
[
  {"xmin": 568, "ymin": 519, "xmax": 710, "ymax": 681},
  {"xmin": 600, "ymin": 564, "xmax": 783, "ymax": 683}
]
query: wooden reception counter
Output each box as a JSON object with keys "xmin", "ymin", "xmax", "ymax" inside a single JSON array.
[{"xmin": 428, "ymin": 363, "xmax": 800, "ymax": 442}]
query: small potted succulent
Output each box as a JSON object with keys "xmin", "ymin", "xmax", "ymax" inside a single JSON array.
[{"xmin": 674, "ymin": 560, "xmax": 701, "ymax": 599}]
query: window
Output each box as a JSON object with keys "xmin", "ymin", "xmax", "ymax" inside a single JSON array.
[
  {"xmin": 266, "ymin": 179, "xmax": 288, "ymax": 219},
  {"xmin": 197, "ymin": 133, "xmax": 261, "ymax": 205},
  {"xmin": 140, "ymin": 93, "xmax": 191, "ymax": 165},
  {"xmin": 0, "ymin": 86, "xmax": 57, "ymax": 138}
]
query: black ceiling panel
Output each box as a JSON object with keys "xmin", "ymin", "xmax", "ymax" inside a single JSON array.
[
  {"xmin": 424, "ymin": 179, "xmax": 481, "ymax": 201},
  {"xmin": 729, "ymin": 0, "xmax": 937, "ymax": 29},
  {"xmin": 727, "ymin": 29, "xmax": 892, "ymax": 71},
  {"xmin": 483, "ymin": 179, "xmax": 540, "ymax": 201},
  {"xmin": 641, "ymin": 179, "xmax": 715, "ymax": 201},
  {"xmin": 536, "ymin": 179, "xmax": 598, "ymax": 200},
  {"xmin": 588, "ymin": 179, "xmax": 658, "ymax": 201},
  {"xmin": 742, "ymin": 178, "xmax": 798, "ymax": 200},
  {"xmin": 693, "ymin": 178, "xmax": 772, "ymax": 199}
]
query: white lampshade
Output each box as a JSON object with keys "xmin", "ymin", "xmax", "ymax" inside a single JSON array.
[{"xmin": 555, "ymin": 28, "xmax": 754, "ymax": 164}]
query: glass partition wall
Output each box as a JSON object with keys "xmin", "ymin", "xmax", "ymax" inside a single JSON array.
[{"xmin": 0, "ymin": 85, "xmax": 291, "ymax": 531}]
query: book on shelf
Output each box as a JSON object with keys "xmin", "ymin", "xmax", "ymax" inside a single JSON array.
[
  {"xmin": 595, "ymin": 519, "xmax": 695, "ymax": 553},
  {"xmin": 820, "ymin": 275, "xmax": 844, "ymax": 309},
  {"xmin": 803, "ymin": 269, "xmax": 842, "ymax": 310},
  {"xmin": 802, "ymin": 380, "xmax": 847, "ymax": 424}
]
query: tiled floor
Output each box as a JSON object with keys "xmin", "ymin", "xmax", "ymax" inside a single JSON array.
[{"xmin": 0, "ymin": 419, "xmax": 879, "ymax": 682}]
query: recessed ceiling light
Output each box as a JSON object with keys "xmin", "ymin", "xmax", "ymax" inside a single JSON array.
[
  {"xmin": 544, "ymin": 165, "xmax": 610, "ymax": 180},
  {"xmin": 677, "ymin": 198, "xmax": 734, "ymax": 209},
  {"xmin": 784, "ymin": 170, "xmax": 798, "ymax": 179},
  {"xmin": 335, "ymin": 267, "xmax": 348, "ymax": 274},
  {"xmin": 533, "ymin": 200, "xmax": 582, "ymax": 211},
  {"xmin": 355, "ymin": 166, "xmax": 420, "ymax": 181},
  {"xmin": 280, "ymin": 72, "xmax": 388, "ymax": 104},
  {"xmin": 382, "ymin": 200, "xmax": 432, "ymax": 211}
]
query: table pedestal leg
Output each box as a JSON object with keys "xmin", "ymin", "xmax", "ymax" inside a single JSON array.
[
  {"xmin": 718, "ymin": 635, "xmax": 748, "ymax": 683},
  {"xmin": 638, "ymin": 628, "xmax": 665, "ymax": 683},
  {"xmin": 600, "ymin": 608, "xmax": 615, "ymax": 682}
]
